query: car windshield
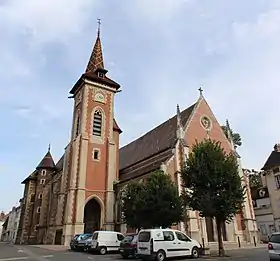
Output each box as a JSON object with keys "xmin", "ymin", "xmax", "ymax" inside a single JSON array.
[
  {"xmin": 77, "ymin": 234, "xmax": 91, "ymax": 241},
  {"xmin": 73, "ymin": 234, "xmax": 80, "ymax": 240},
  {"xmin": 270, "ymin": 234, "xmax": 280, "ymax": 243},
  {"xmin": 92, "ymin": 232, "xmax": 98, "ymax": 240},
  {"xmin": 123, "ymin": 235, "xmax": 134, "ymax": 242}
]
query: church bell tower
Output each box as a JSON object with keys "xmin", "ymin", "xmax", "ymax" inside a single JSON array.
[{"xmin": 62, "ymin": 21, "xmax": 122, "ymax": 245}]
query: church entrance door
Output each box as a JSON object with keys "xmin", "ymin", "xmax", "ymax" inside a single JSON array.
[{"xmin": 84, "ymin": 198, "xmax": 101, "ymax": 234}]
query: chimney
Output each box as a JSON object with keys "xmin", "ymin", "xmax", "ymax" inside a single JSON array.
[
  {"xmin": 0, "ymin": 211, "xmax": 5, "ymax": 221},
  {"xmin": 274, "ymin": 144, "xmax": 280, "ymax": 152}
]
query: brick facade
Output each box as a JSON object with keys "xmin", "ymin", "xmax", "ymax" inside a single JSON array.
[{"xmin": 16, "ymin": 26, "xmax": 258, "ymax": 247}]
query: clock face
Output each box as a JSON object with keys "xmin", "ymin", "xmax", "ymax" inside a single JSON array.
[
  {"xmin": 200, "ymin": 115, "xmax": 212, "ymax": 130},
  {"xmin": 94, "ymin": 92, "xmax": 105, "ymax": 103}
]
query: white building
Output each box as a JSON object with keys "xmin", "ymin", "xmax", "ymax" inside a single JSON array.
[
  {"xmin": 251, "ymin": 186, "xmax": 274, "ymax": 242},
  {"xmin": 0, "ymin": 211, "xmax": 5, "ymax": 239},
  {"xmin": 1, "ymin": 206, "xmax": 21, "ymax": 243}
]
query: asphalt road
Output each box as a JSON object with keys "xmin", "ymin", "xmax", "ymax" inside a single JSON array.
[{"xmin": 0, "ymin": 242, "xmax": 271, "ymax": 261}]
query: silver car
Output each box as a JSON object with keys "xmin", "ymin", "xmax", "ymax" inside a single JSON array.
[{"xmin": 268, "ymin": 232, "xmax": 280, "ymax": 260}]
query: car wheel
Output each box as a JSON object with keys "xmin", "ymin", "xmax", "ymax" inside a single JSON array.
[
  {"xmin": 156, "ymin": 250, "xmax": 166, "ymax": 261},
  {"xmin": 121, "ymin": 254, "xmax": 129, "ymax": 259},
  {"xmin": 191, "ymin": 247, "xmax": 199, "ymax": 258},
  {"xmin": 99, "ymin": 246, "xmax": 107, "ymax": 255}
]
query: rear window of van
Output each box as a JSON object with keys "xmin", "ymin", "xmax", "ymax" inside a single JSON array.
[{"xmin": 138, "ymin": 232, "xmax": 151, "ymax": 242}]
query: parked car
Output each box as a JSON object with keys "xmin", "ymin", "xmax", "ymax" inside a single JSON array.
[
  {"xmin": 137, "ymin": 228, "xmax": 201, "ymax": 261},
  {"xmin": 87, "ymin": 231, "xmax": 125, "ymax": 255},
  {"xmin": 119, "ymin": 234, "xmax": 138, "ymax": 259},
  {"xmin": 268, "ymin": 232, "xmax": 280, "ymax": 260},
  {"xmin": 70, "ymin": 233, "xmax": 92, "ymax": 251}
]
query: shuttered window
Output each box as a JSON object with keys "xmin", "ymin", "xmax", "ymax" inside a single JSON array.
[{"xmin": 93, "ymin": 110, "xmax": 102, "ymax": 136}]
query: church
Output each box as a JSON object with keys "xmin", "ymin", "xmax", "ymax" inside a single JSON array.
[{"xmin": 16, "ymin": 24, "xmax": 258, "ymax": 247}]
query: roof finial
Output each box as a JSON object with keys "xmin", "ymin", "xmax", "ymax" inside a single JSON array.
[
  {"xmin": 48, "ymin": 143, "xmax": 51, "ymax": 152},
  {"xmin": 198, "ymin": 85, "xmax": 203, "ymax": 96},
  {"xmin": 176, "ymin": 104, "xmax": 183, "ymax": 139},
  {"xmin": 97, "ymin": 18, "xmax": 101, "ymax": 37},
  {"xmin": 176, "ymin": 104, "xmax": 180, "ymax": 116}
]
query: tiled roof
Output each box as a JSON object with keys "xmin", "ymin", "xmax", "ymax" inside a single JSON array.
[
  {"xmin": 262, "ymin": 146, "xmax": 280, "ymax": 171},
  {"xmin": 119, "ymin": 103, "xmax": 196, "ymax": 171},
  {"xmin": 55, "ymin": 154, "xmax": 64, "ymax": 172},
  {"xmin": 36, "ymin": 151, "xmax": 56, "ymax": 170}
]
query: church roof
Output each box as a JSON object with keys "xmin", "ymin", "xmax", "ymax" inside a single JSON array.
[
  {"xmin": 55, "ymin": 154, "xmax": 64, "ymax": 171},
  {"xmin": 119, "ymin": 103, "xmax": 196, "ymax": 171},
  {"xmin": 36, "ymin": 150, "xmax": 56, "ymax": 170},
  {"xmin": 85, "ymin": 25, "xmax": 104, "ymax": 73},
  {"xmin": 69, "ymin": 23, "xmax": 120, "ymax": 95},
  {"xmin": 262, "ymin": 144, "xmax": 280, "ymax": 170}
]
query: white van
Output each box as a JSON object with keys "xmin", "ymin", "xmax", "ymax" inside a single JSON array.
[
  {"xmin": 137, "ymin": 228, "xmax": 202, "ymax": 261},
  {"xmin": 87, "ymin": 231, "xmax": 125, "ymax": 255}
]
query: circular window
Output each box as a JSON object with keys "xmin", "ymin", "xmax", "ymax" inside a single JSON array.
[{"xmin": 200, "ymin": 115, "xmax": 212, "ymax": 130}]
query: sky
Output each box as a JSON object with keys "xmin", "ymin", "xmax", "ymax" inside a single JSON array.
[{"xmin": 1, "ymin": 0, "xmax": 280, "ymax": 212}]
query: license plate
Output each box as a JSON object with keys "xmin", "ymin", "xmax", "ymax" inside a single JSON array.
[{"xmin": 120, "ymin": 249, "xmax": 124, "ymax": 252}]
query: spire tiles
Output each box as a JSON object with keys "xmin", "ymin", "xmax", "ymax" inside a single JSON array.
[{"xmin": 85, "ymin": 19, "xmax": 104, "ymax": 74}]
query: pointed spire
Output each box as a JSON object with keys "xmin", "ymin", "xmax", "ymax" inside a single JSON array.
[
  {"xmin": 48, "ymin": 143, "xmax": 51, "ymax": 152},
  {"xmin": 176, "ymin": 104, "xmax": 182, "ymax": 128},
  {"xmin": 36, "ymin": 146, "xmax": 56, "ymax": 170},
  {"xmin": 176, "ymin": 104, "xmax": 183, "ymax": 139},
  {"xmin": 85, "ymin": 19, "xmax": 104, "ymax": 74}
]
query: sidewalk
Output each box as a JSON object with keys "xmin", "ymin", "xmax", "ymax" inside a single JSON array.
[{"xmin": 209, "ymin": 243, "xmax": 267, "ymax": 256}]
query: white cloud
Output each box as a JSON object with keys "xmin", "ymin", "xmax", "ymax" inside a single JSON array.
[
  {"xmin": 0, "ymin": 0, "xmax": 101, "ymax": 43},
  {"xmin": 117, "ymin": 0, "xmax": 280, "ymax": 170}
]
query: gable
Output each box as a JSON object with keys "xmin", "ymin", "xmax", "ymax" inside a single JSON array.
[
  {"xmin": 119, "ymin": 103, "xmax": 196, "ymax": 171},
  {"xmin": 262, "ymin": 150, "xmax": 280, "ymax": 171},
  {"xmin": 184, "ymin": 97, "xmax": 232, "ymax": 153}
]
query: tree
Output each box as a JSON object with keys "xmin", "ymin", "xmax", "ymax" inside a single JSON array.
[
  {"xmin": 221, "ymin": 125, "xmax": 242, "ymax": 148},
  {"xmin": 121, "ymin": 170, "xmax": 184, "ymax": 229},
  {"xmin": 181, "ymin": 139, "xmax": 245, "ymax": 256},
  {"xmin": 243, "ymin": 169, "xmax": 262, "ymax": 188}
]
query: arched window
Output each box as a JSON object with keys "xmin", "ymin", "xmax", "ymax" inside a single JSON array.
[
  {"xmin": 93, "ymin": 109, "xmax": 102, "ymax": 136},
  {"xmin": 75, "ymin": 110, "xmax": 81, "ymax": 137}
]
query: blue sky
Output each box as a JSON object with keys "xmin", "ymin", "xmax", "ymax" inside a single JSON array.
[{"xmin": 1, "ymin": 0, "xmax": 280, "ymax": 213}]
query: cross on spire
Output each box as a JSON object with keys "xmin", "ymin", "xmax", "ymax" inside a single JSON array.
[
  {"xmin": 198, "ymin": 86, "xmax": 203, "ymax": 95},
  {"xmin": 97, "ymin": 18, "xmax": 101, "ymax": 37},
  {"xmin": 48, "ymin": 143, "xmax": 51, "ymax": 152}
]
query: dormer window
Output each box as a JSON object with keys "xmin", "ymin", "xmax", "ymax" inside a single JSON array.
[{"xmin": 98, "ymin": 72, "xmax": 104, "ymax": 78}]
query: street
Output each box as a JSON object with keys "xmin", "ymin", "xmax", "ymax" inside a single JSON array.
[{"xmin": 0, "ymin": 242, "xmax": 270, "ymax": 261}]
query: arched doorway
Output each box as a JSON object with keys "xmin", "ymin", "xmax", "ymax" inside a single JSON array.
[{"xmin": 84, "ymin": 198, "xmax": 101, "ymax": 234}]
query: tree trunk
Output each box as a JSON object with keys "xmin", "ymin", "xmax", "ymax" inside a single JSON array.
[{"xmin": 215, "ymin": 218, "xmax": 225, "ymax": 256}]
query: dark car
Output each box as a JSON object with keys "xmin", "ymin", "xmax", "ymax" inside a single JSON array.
[
  {"xmin": 119, "ymin": 234, "xmax": 138, "ymax": 259},
  {"xmin": 70, "ymin": 233, "xmax": 92, "ymax": 251}
]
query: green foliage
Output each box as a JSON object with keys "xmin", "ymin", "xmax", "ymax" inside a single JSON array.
[
  {"xmin": 181, "ymin": 139, "xmax": 245, "ymax": 256},
  {"xmin": 221, "ymin": 125, "xmax": 242, "ymax": 148},
  {"xmin": 181, "ymin": 139, "xmax": 245, "ymax": 221},
  {"xmin": 121, "ymin": 170, "xmax": 184, "ymax": 229},
  {"xmin": 249, "ymin": 174, "xmax": 262, "ymax": 188}
]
